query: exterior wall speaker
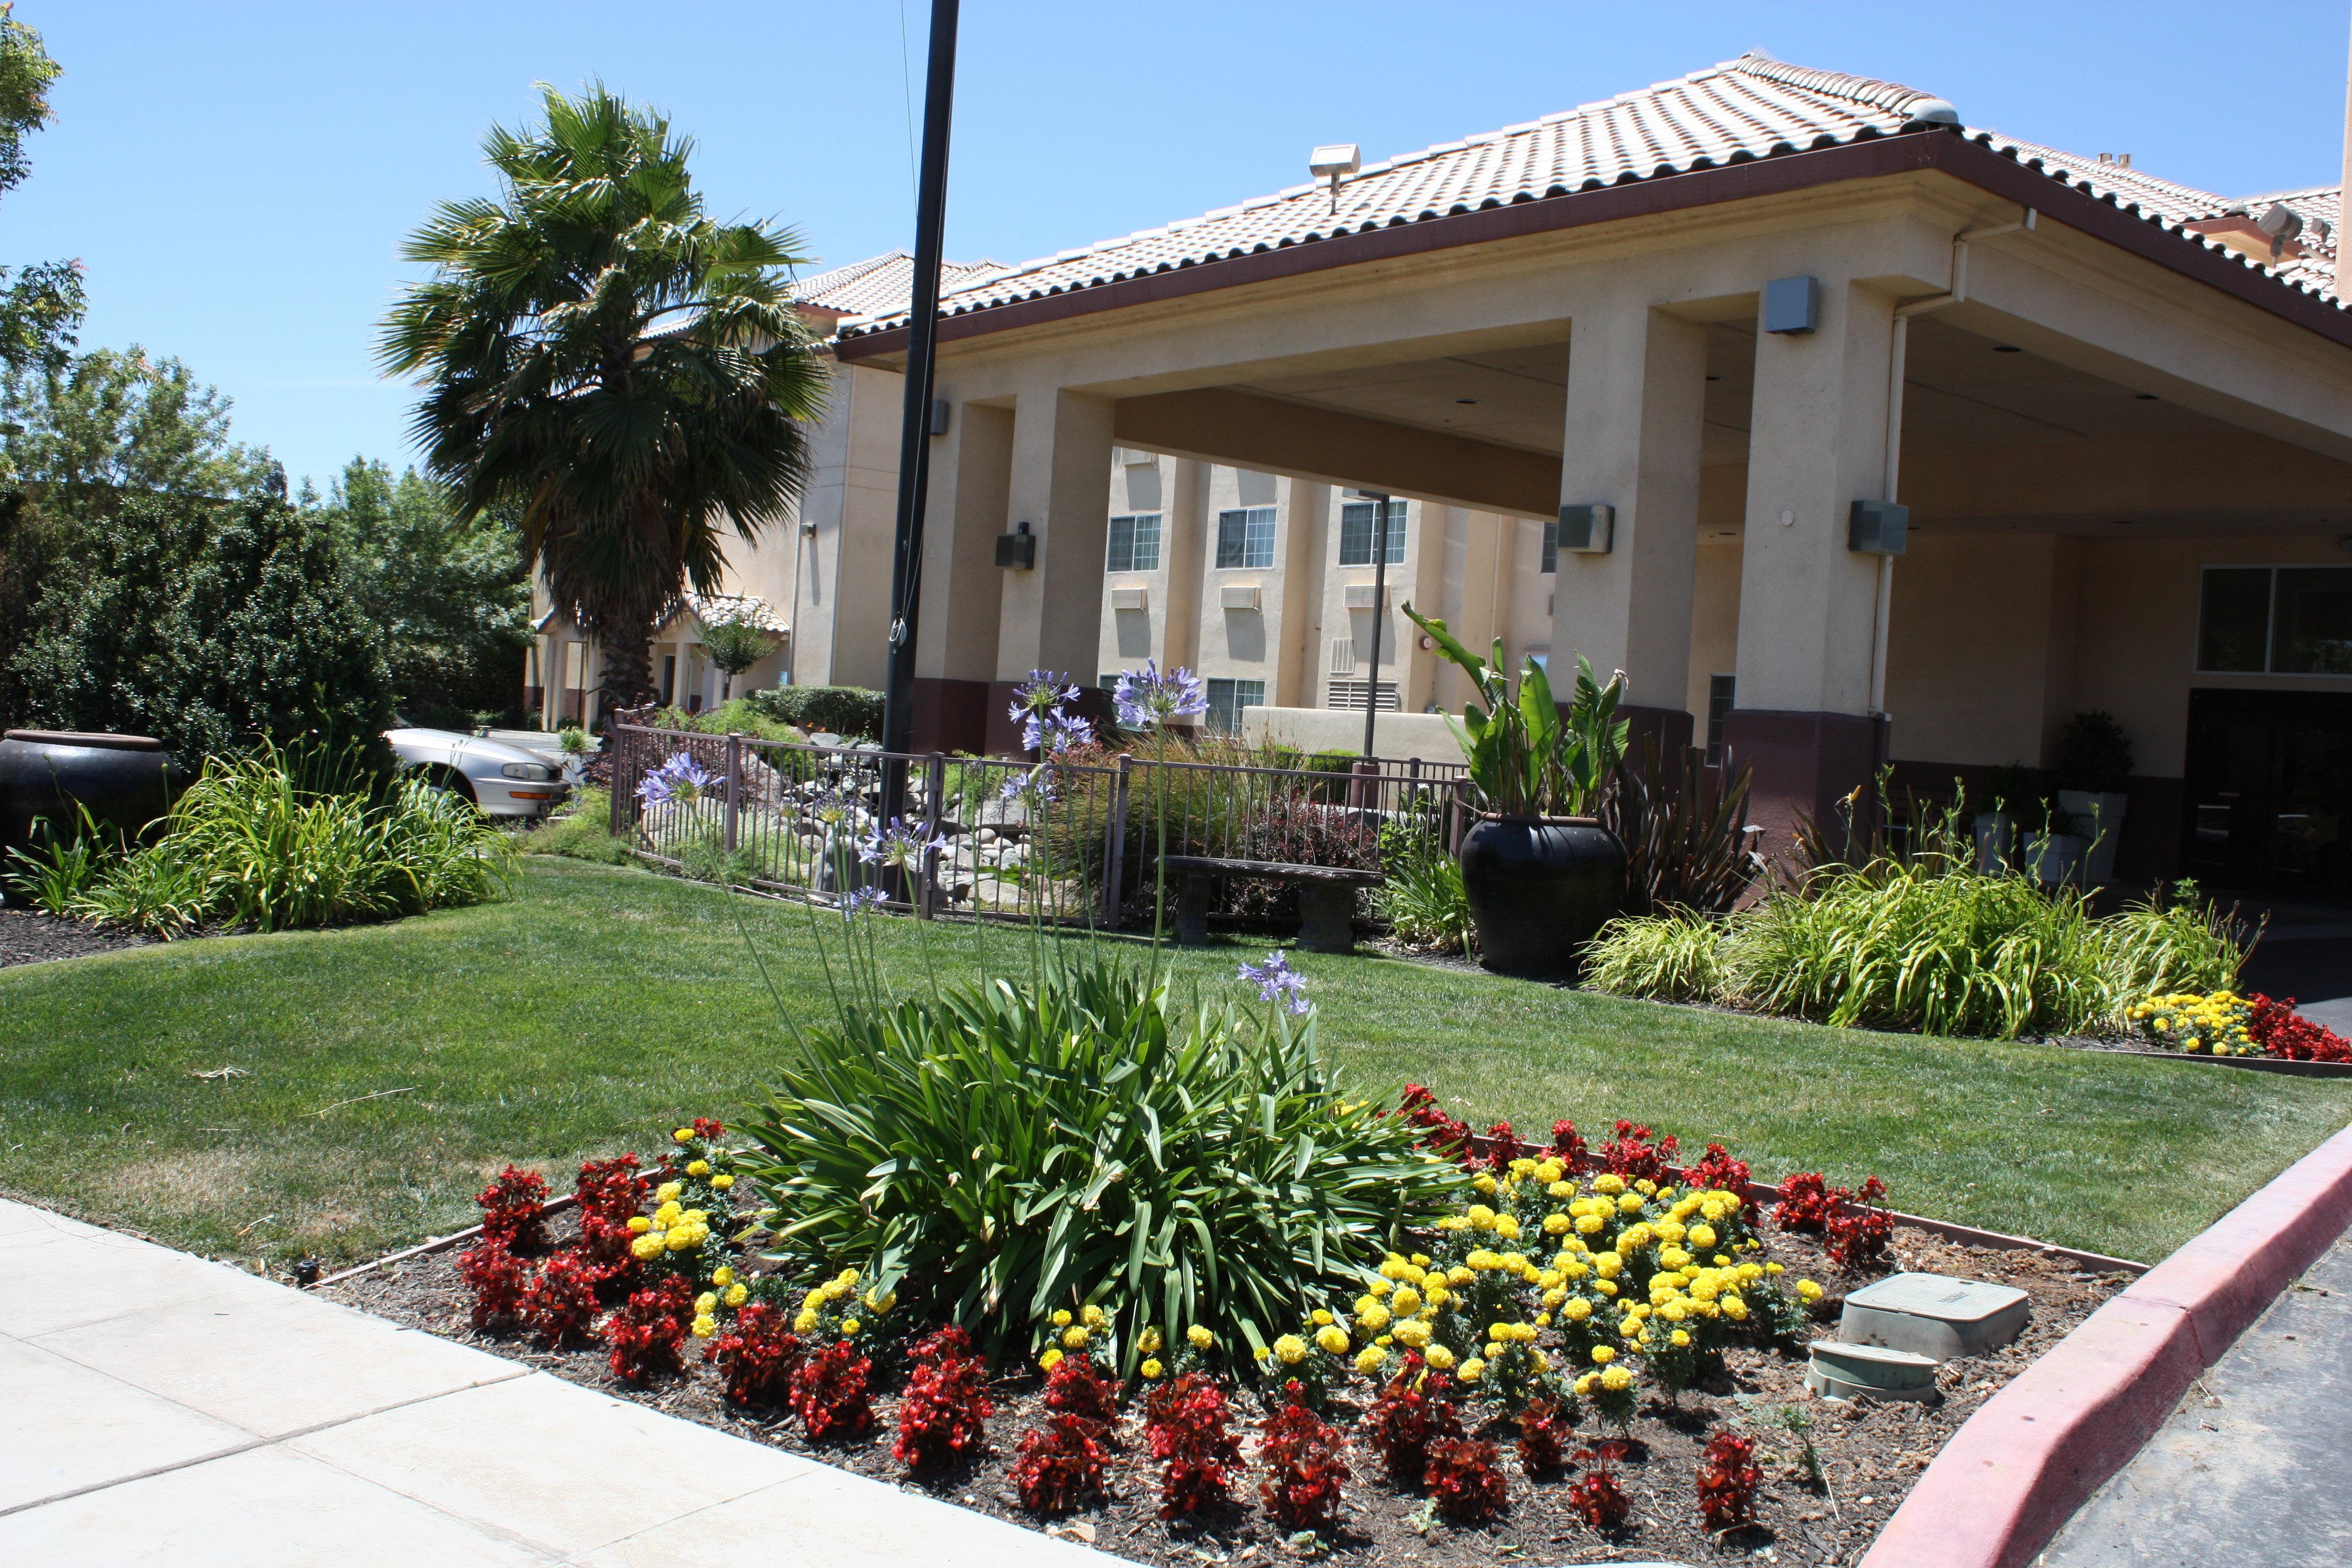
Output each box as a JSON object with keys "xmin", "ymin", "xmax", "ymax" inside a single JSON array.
[
  {"xmin": 995, "ymin": 520, "xmax": 1036, "ymax": 569},
  {"xmin": 1848, "ymin": 499, "xmax": 1909, "ymax": 556},
  {"xmin": 1556, "ymin": 503, "xmax": 1614, "ymax": 554},
  {"xmin": 1764, "ymin": 275, "xmax": 1821, "ymax": 335}
]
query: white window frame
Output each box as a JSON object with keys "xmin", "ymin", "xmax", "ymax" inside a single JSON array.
[
  {"xmin": 1337, "ymin": 498, "xmax": 1407, "ymax": 567},
  {"xmin": 1215, "ymin": 507, "xmax": 1277, "ymax": 570},
  {"xmin": 1107, "ymin": 513, "xmax": 1161, "ymax": 573},
  {"xmin": 1205, "ymin": 676, "xmax": 1266, "ymax": 734}
]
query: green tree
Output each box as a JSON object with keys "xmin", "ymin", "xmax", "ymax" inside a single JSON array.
[
  {"xmin": 0, "ymin": 3, "xmax": 83, "ymax": 380},
  {"xmin": 311, "ymin": 458, "xmax": 531, "ymax": 726},
  {"xmin": 1, "ymin": 346, "xmax": 277, "ymax": 502},
  {"xmin": 9, "ymin": 489, "xmax": 395, "ymax": 758},
  {"xmin": 696, "ymin": 608, "xmax": 776, "ymax": 701},
  {"xmin": 380, "ymin": 83, "xmax": 827, "ymax": 711}
]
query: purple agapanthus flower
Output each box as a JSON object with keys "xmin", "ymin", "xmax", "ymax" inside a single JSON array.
[
  {"xmin": 1000, "ymin": 770, "xmax": 1059, "ymax": 808},
  {"xmin": 1008, "ymin": 669, "xmax": 1080, "ymax": 725},
  {"xmin": 860, "ymin": 815, "xmax": 948, "ymax": 869},
  {"xmin": 842, "ymin": 884, "xmax": 888, "ymax": 914},
  {"xmin": 1022, "ymin": 707, "xmax": 1096, "ymax": 755},
  {"xmin": 1239, "ymin": 950, "xmax": 1310, "ymax": 1015},
  {"xmin": 1114, "ymin": 661, "xmax": 1208, "ymax": 729},
  {"xmin": 636, "ymin": 751, "xmax": 722, "ymax": 807}
]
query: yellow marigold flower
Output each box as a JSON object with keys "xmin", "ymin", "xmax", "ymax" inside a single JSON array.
[
  {"xmin": 691, "ymin": 1314, "xmax": 716, "ymax": 1338},
  {"xmin": 655, "ymin": 1182, "xmax": 682, "ymax": 1204},
  {"xmin": 1493, "ymin": 1214, "xmax": 1522, "ymax": 1240},
  {"xmin": 1062, "ymin": 1326, "xmax": 1090, "ymax": 1349},
  {"xmin": 710, "ymin": 1265, "xmax": 734, "ymax": 1288},
  {"xmin": 686, "ymin": 1159, "xmax": 711, "ymax": 1178},
  {"xmin": 1542, "ymin": 1213, "xmax": 1571, "ymax": 1236},
  {"xmin": 1391, "ymin": 1286, "xmax": 1422, "ymax": 1315},
  {"xmin": 1798, "ymin": 1279, "xmax": 1823, "ymax": 1301},
  {"xmin": 1601, "ymin": 1365, "xmax": 1634, "ymax": 1392},
  {"xmin": 1367, "ymin": 1276, "xmax": 1394, "ymax": 1297},
  {"xmin": 1447, "ymin": 1266, "xmax": 1474, "ymax": 1287},
  {"xmin": 1311, "ymin": 1309, "xmax": 1333, "ymax": 1326},
  {"xmin": 664, "ymin": 1231, "xmax": 696, "ymax": 1253},
  {"xmin": 1576, "ymin": 1213, "xmax": 1604, "ymax": 1235},
  {"xmin": 1394, "ymin": 1318, "xmax": 1432, "ymax": 1349},
  {"xmin": 1038, "ymin": 1347, "xmax": 1064, "ymax": 1371},
  {"xmin": 1574, "ymin": 1371, "xmax": 1598, "ymax": 1397},
  {"xmin": 1358, "ymin": 1303, "xmax": 1392, "ymax": 1333},
  {"xmin": 710, "ymin": 1174, "xmax": 734, "ymax": 1190},
  {"xmin": 1535, "ymin": 1160, "xmax": 1564, "ymax": 1184},
  {"xmin": 1354, "ymin": 1345, "xmax": 1387, "ymax": 1375},
  {"xmin": 1594, "ymin": 1252, "xmax": 1624, "ymax": 1279},
  {"xmin": 1594, "ymin": 1174, "xmax": 1625, "ymax": 1195},
  {"xmin": 1660, "ymin": 1299, "xmax": 1687, "ymax": 1322},
  {"xmin": 793, "ymin": 1309, "xmax": 819, "ymax": 1333},
  {"xmin": 836, "ymin": 1268, "xmax": 859, "ymax": 1287},
  {"xmin": 626, "ymin": 1215, "xmax": 652, "ymax": 1235},
  {"xmin": 1275, "ymin": 1334, "xmax": 1308, "ymax": 1365},
  {"xmin": 842, "ymin": 1317, "xmax": 861, "ymax": 1336},
  {"xmin": 673, "ymin": 1128, "xmax": 694, "ymax": 1144},
  {"xmin": 1471, "ymin": 1173, "xmax": 1498, "ymax": 1196},
  {"xmin": 1688, "ymin": 1223, "xmax": 1717, "ymax": 1250},
  {"xmin": 1766, "ymin": 1261, "xmax": 1784, "ymax": 1275},
  {"xmin": 1141, "ymin": 1358, "xmax": 1164, "ymax": 1379},
  {"xmin": 1564, "ymin": 1297, "xmax": 1594, "ymax": 1322},
  {"xmin": 1422, "ymin": 1284, "xmax": 1450, "ymax": 1309},
  {"xmin": 1254, "ymin": 1344, "xmax": 1271, "ymax": 1361},
  {"xmin": 1139, "ymin": 1326, "xmax": 1163, "ymax": 1354},
  {"xmin": 1082, "ymin": 1304, "xmax": 1107, "ymax": 1329},
  {"xmin": 1051, "ymin": 1309, "xmax": 1072, "ymax": 1327},
  {"xmin": 1618, "ymin": 1193, "xmax": 1645, "ymax": 1216},
  {"xmin": 1315, "ymin": 1325, "xmax": 1350, "ymax": 1355},
  {"xmin": 1425, "ymin": 1343, "xmax": 1457, "ymax": 1371},
  {"xmin": 1410, "ymin": 1253, "xmax": 1431, "ymax": 1267},
  {"xmin": 1591, "ymin": 1344, "xmax": 1615, "ymax": 1365},
  {"xmin": 725, "ymin": 1284, "xmax": 748, "ymax": 1307},
  {"xmin": 695, "ymin": 1292, "xmax": 717, "ymax": 1315},
  {"xmin": 629, "ymin": 1234, "xmax": 663, "ymax": 1260},
  {"xmin": 1594, "ymin": 1277, "xmax": 1618, "ymax": 1298},
  {"xmin": 1459, "ymin": 1357, "xmax": 1485, "ymax": 1383},
  {"xmin": 1188, "ymin": 1324, "xmax": 1215, "ymax": 1349}
]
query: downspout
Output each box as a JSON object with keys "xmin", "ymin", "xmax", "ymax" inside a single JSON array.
[{"xmin": 1868, "ymin": 208, "xmax": 2039, "ymax": 717}]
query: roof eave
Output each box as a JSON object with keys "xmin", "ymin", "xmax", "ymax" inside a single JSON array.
[{"xmin": 837, "ymin": 130, "xmax": 2352, "ymax": 364}]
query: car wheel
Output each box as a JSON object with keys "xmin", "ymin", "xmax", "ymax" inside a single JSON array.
[{"xmin": 427, "ymin": 766, "xmax": 477, "ymax": 804}]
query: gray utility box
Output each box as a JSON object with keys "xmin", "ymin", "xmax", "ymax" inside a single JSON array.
[
  {"xmin": 1806, "ymin": 1340, "xmax": 1940, "ymax": 1402},
  {"xmin": 1839, "ymin": 1272, "xmax": 2029, "ymax": 1360}
]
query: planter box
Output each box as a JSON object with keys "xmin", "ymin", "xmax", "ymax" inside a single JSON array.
[
  {"xmin": 1973, "ymin": 814, "xmax": 2013, "ymax": 873},
  {"xmin": 2057, "ymin": 789, "xmax": 2127, "ymax": 884},
  {"xmin": 2023, "ymin": 832, "xmax": 2088, "ymax": 887}
]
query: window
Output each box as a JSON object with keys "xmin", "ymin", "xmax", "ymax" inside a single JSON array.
[
  {"xmin": 1706, "ymin": 674, "xmax": 1736, "ymax": 765},
  {"xmin": 2197, "ymin": 566, "xmax": 2352, "ymax": 674},
  {"xmin": 1205, "ymin": 677, "xmax": 1265, "ymax": 734},
  {"xmin": 1106, "ymin": 513, "xmax": 1161, "ymax": 573},
  {"xmin": 1541, "ymin": 520, "xmax": 1559, "ymax": 574},
  {"xmin": 660, "ymin": 654, "xmax": 677, "ymax": 705},
  {"xmin": 1215, "ymin": 507, "xmax": 1277, "ymax": 569},
  {"xmin": 1338, "ymin": 499, "xmax": 1406, "ymax": 566}
]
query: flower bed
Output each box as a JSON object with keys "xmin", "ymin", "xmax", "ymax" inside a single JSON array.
[
  {"xmin": 323, "ymin": 1108, "xmax": 2126, "ymax": 1566},
  {"xmin": 2124, "ymin": 990, "xmax": 2352, "ymax": 1064}
]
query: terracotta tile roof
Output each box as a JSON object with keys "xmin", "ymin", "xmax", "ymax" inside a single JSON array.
[
  {"xmin": 795, "ymin": 251, "xmax": 1005, "ymax": 318},
  {"xmin": 668, "ymin": 592, "xmax": 788, "ymax": 636},
  {"xmin": 835, "ymin": 51, "xmax": 2342, "ymax": 341}
]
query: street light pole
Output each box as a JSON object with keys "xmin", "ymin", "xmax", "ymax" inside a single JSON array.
[
  {"xmin": 879, "ymin": 0, "xmax": 961, "ymax": 801},
  {"xmin": 1360, "ymin": 491, "xmax": 1390, "ymax": 762}
]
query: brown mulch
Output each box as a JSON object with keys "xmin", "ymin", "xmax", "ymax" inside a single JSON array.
[
  {"xmin": 0, "ymin": 906, "xmax": 155, "ymax": 968},
  {"xmin": 322, "ymin": 1218, "xmax": 2124, "ymax": 1567}
]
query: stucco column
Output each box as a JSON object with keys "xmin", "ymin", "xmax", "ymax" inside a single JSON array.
[
  {"xmin": 1551, "ymin": 302, "xmax": 1709, "ymax": 753},
  {"xmin": 910, "ymin": 396, "xmax": 1013, "ymax": 754},
  {"xmin": 990, "ymin": 384, "xmax": 1116, "ymax": 750},
  {"xmin": 1724, "ymin": 277, "xmax": 1895, "ymax": 842}
]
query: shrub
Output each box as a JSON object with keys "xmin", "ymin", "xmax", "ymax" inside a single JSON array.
[
  {"xmin": 1597, "ymin": 1120, "xmax": 1678, "ymax": 1183},
  {"xmin": 1567, "ymin": 1445, "xmax": 1632, "ymax": 1529},
  {"xmin": 2247, "ymin": 994, "xmax": 2352, "ymax": 1063},
  {"xmin": 1396, "ymin": 1082, "xmax": 1474, "ymax": 1164},
  {"xmin": 790, "ymin": 1340, "xmax": 874, "ymax": 1442},
  {"xmin": 530, "ymin": 787, "xmax": 633, "ymax": 865},
  {"xmin": 1424, "ymin": 1436, "xmax": 1510, "ymax": 1523},
  {"xmin": 1695, "ymin": 1430, "xmax": 1763, "ymax": 1530},
  {"xmin": 1826, "ymin": 1177, "xmax": 1893, "ymax": 1271},
  {"xmin": 1376, "ymin": 811, "xmax": 1473, "ymax": 954},
  {"xmin": 739, "ymin": 959, "xmax": 1463, "ymax": 1365},
  {"xmin": 475, "ymin": 1165, "xmax": 548, "ymax": 1250},
  {"xmin": 521, "ymin": 1250, "xmax": 602, "ymax": 1346},
  {"xmin": 1604, "ymin": 736, "xmax": 1762, "ymax": 917},
  {"xmin": 1582, "ymin": 908, "xmax": 1724, "ymax": 1003},
  {"xmin": 604, "ymin": 1276, "xmax": 694, "ymax": 1382},
  {"xmin": 894, "ymin": 1328, "xmax": 993, "ymax": 1472},
  {"xmin": 1041, "ymin": 1351, "xmax": 1120, "ymax": 1428},
  {"xmin": 2054, "ymin": 710, "xmax": 2134, "ymax": 794},
  {"xmin": 2098, "ymin": 885, "xmax": 2245, "ymax": 1000},
  {"xmin": 455, "ymin": 1238, "xmax": 529, "ymax": 1331},
  {"xmin": 708, "ymin": 1303, "xmax": 803, "ymax": 1409},
  {"xmin": 1010, "ymin": 1414, "xmax": 1108, "ymax": 1515},
  {"xmin": 745, "ymin": 684, "xmax": 884, "ymax": 739},
  {"xmin": 1144, "ymin": 1371, "xmax": 1243, "ymax": 1518},
  {"xmin": 1258, "ymin": 1396, "xmax": 1348, "ymax": 1533},
  {"xmin": 1772, "ymin": 1172, "xmax": 1837, "ymax": 1236},
  {"xmin": 1359, "ymin": 1357, "xmax": 1464, "ymax": 1484},
  {"xmin": 1549, "ymin": 1118, "xmax": 1589, "ymax": 1168},
  {"xmin": 573, "ymin": 1153, "xmax": 649, "ymax": 1283}
]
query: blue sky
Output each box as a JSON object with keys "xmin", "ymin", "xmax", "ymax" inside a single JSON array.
[{"xmin": 9, "ymin": 1, "xmax": 2351, "ymax": 490}]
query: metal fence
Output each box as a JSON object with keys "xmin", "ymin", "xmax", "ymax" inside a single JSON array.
[{"xmin": 607, "ymin": 721, "xmax": 1466, "ymax": 932}]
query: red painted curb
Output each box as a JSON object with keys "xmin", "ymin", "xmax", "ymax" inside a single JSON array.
[{"xmin": 1861, "ymin": 1122, "xmax": 2352, "ymax": 1568}]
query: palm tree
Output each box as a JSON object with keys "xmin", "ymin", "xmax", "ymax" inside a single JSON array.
[{"xmin": 380, "ymin": 83, "xmax": 827, "ymax": 711}]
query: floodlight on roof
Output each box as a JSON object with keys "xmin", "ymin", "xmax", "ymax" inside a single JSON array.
[{"xmin": 1309, "ymin": 143, "xmax": 1360, "ymax": 214}]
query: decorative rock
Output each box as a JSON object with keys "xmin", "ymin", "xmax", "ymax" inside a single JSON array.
[
  {"xmin": 1839, "ymin": 1272, "xmax": 2030, "ymax": 1360},
  {"xmin": 1806, "ymin": 1340, "xmax": 1941, "ymax": 1402}
]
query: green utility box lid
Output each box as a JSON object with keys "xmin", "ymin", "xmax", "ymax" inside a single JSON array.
[
  {"xmin": 1805, "ymin": 1340, "xmax": 1941, "ymax": 1402},
  {"xmin": 1839, "ymin": 1272, "xmax": 2030, "ymax": 1360}
]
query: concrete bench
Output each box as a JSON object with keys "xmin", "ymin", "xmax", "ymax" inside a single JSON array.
[{"xmin": 1161, "ymin": 854, "xmax": 1382, "ymax": 954}]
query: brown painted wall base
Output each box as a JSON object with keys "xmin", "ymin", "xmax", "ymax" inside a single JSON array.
[
  {"xmin": 1619, "ymin": 703, "xmax": 1696, "ymax": 761},
  {"xmin": 1721, "ymin": 708, "xmax": 1881, "ymax": 860},
  {"xmin": 910, "ymin": 678, "xmax": 990, "ymax": 756}
]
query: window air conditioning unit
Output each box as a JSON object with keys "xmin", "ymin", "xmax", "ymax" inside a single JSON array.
[
  {"xmin": 1343, "ymin": 582, "xmax": 1383, "ymax": 610},
  {"xmin": 1218, "ymin": 583, "xmax": 1260, "ymax": 611},
  {"xmin": 1110, "ymin": 585, "xmax": 1150, "ymax": 612}
]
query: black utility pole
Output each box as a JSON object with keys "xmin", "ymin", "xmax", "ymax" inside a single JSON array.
[
  {"xmin": 879, "ymin": 0, "xmax": 961, "ymax": 796},
  {"xmin": 1360, "ymin": 491, "xmax": 1391, "ymax": 761}
]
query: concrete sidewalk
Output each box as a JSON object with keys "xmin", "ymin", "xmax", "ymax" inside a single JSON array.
[
  {"xmin": 2039, "ymin": 1232, "xmax": 2352, "ymax": 1567},
  {"xmin": 0, "ymin": 1197, "xmax": 1118, "ymax": 1566}
]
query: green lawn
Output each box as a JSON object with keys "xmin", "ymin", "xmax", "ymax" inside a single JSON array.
[{"xmin": 3, "ymin": 856, "xmax": 2344, "ymax": 1268}]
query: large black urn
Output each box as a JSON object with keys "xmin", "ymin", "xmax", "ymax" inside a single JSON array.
[
  {"xmin": 1458, "ymin": 815, "xmax": 1626, "ymax": 980},
  {"xmin": 0, "ymin": 730, "xmax": 175, "ymax": 861}
]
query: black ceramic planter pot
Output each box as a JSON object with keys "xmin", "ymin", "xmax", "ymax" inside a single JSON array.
[
  {"xmin": 1458, "ymin": 815, "xmax": 1626, "ymax": 980},
  {"xmin": 0, "ymin": 729, "xmax": 175, "ymax": 861}
]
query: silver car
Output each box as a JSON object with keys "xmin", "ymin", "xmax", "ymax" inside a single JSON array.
[{"xmin": 384, "ymin": 728, "xmax": 573, "ymax": 819}]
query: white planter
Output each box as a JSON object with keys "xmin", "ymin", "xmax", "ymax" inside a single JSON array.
[
  {"xmin": 2057, "ymin": 789, "xmax": 2128, "ymax": 884},
  {"xmin": 2023, "ymin": 832, "xmax": 2088, "ymax": 887},
  {"xmin": 1973, "ymin": 814, "xmax": 2013, "ymax": 873}
]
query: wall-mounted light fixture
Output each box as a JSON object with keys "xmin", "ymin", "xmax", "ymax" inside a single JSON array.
[
  {"xmin": 995, "ymin": 519, "xmax": 1036, "ymax": 569},
  {"xmin": 1557, "ymin": 503, "xmax": 1614, "ymax": 554},
  {"xmin": 1848, "ymin": 499, "xmax": 1909, "ymax": 556}
]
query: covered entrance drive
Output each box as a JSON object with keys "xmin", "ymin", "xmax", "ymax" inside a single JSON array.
[{"xmin": 836, "ymin": 56, "xmax": 2352, "ymax": 881}]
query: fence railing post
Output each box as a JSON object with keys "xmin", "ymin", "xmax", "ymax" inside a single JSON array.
[
  {"xmin": 723, "ymin": 732, "xmax": 743, "ymax": 852},
  {"xmin": 608, "ymin": 725, "xmax": 630, "ymax": 838},
  {"xmin": 1103, "ymin": 753, "xmax": 1132, "ymax": 927},
  {"xmin": 919, "ymin": 752, "xmax": 946, "ymax": 918}
]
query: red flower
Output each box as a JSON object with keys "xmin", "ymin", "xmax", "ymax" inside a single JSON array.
[
  {"xmin": 475, "ymin": 1166, "xmax": 549, "ymax": 1251},
  {"xmin": 1359, "ymin": 1355, "xmax": 1464, "ymax": 1484},
  {"xmin": 1515, "ymin": 1396, "xmax": 1571, "ymax": 1476},
  {"xmin": 455, "ymin": 1237, "xmax": 529, "ymax": 1331},
  {"xmin": 1696, "ymin": 1429, "xmax": 1763, "ymax": 1529},
  {"xmin": 1597, "ymin": 1120, "xmax": 1678, "ymax": 1183},
  {"xmin": 1259, "ymin": 1394, "xmax": 1349, "ymax": 1532},
  {"xmin": 1685, "ymin": 1142, "xmax": 1758, "ymax": 1219},
  {"xmin": 1549, "ymin": 1119, "xmax": 1589, "ymax": 1168},
  {"xmin": 521, "ymin": 1248, "xmax": 602, "ymax": 1347},
  {"xmin": 791, "ymin": 1340, "xmax": 874, "ymax": 1442},
  {"xmin": 1481, "ymin": 1120, "xmax": 1531, "ymax": 1171},
  {"xmin": 573, "ymin": 1154, "xmax": 650, "ymax": 1287},
  {"xmin": 601, "ymin": 1275, "xmax": 693, "ymax": 1383},
  {"xmin": 706, "ymin": 1303, "xmax": 803, "ymax": 1409},
  {"xmin": 1425, "ymin": 1436, "xmax": 1510, "ymax": 1524},
  {"xmin": 1397, "ymin": 1084, "xmax": 1475, "ymax": 1167},
  {"xmin": 1142, "ymin": 1371, "xmax": 1242, "ymax": 1518},
  {"xmin": 1009, "ymin": 1414, "xmax": 1107, "ymax": 1515},
  {"xmin": 894, "ymin": 1333, "xmax": 992, "ymax": 1473},
  {"xmin": 1826, "ymin": 1176, "xmax": 1893, "ymax": 1271},
  {"xmin": 1567, "ymin": 1444, "xmax": 1632, "ymax": 1529},
  {"xmin": 1042, "ymin": 1351, "xmax": 1118, "ymax": 1429},
  {"xmin": 2248, "ymin": 994, "xmax": 2352, "ymax": 1063}
]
